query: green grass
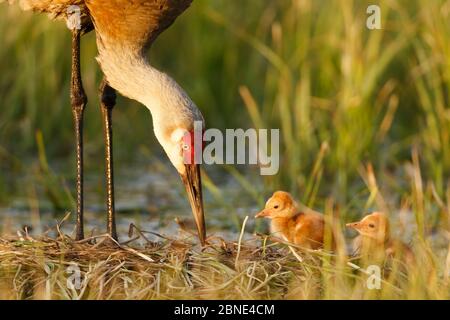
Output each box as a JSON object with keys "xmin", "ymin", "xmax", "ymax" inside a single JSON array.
[{"xmin": 0, "ymin": 0, "xmax": 449, "ymax": 300}]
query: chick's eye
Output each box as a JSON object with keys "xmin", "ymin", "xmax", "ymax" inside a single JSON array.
[
  {"xmin": 368, "ymin": 223, "xmax": 375, "ymax": 228},
  {"xmin": 274, "ymin": 205, "xmax": 279, "ymax": 209}
]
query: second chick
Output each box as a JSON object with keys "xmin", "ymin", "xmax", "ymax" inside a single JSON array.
[{"xmin": 346, "ymin": 212, "xmax": 415, "ymax": 265}]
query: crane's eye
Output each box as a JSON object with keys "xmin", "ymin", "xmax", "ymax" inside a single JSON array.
[
  {"xmin": 182, "ymin": 144, "xmax": 190, "ymax": 150},
  {"xmin": 368, "ymin": 223, "xmax": 375, "ymax": 228}
]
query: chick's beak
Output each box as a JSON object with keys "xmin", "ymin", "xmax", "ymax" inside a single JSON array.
[
  {"xmin": 255, "ymin": 209, "xmax": 270, "ymax": 218},
  {"xmin": 346, "ymin": 222, "xmax": 360, "ymax": 230},
  {"xmin": 181, "ymin": 163, "xmax": 206, "ymax": 246}
]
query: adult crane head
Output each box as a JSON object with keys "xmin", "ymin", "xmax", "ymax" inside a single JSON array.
[{"xmin": 150, "ymin": 78, "xmax": 207, "ymax": 247}]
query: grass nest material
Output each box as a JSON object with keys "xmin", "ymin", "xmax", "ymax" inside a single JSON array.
[{"xmin": 0, "ymin": 215, "xmax": 448, "ymax": 300}]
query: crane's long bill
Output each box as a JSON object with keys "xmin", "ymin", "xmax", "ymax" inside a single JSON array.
[{"xmin": 181, "ymin": 163, "xmax": 206, "ymax": 245}]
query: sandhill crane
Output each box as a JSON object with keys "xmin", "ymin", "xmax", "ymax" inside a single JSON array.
[{"xmin": 2, "ymin": 0, "xmax": 207, "ymax": 245}]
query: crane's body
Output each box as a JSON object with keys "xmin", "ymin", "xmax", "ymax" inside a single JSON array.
[{"xmin": 2, "ymin": 0, "xmax": 207, "ymax": 244}]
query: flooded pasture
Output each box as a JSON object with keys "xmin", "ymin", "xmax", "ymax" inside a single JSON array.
[{"xmin": 0, "ymin": 158, "xmax": 262, "ymax": 242}]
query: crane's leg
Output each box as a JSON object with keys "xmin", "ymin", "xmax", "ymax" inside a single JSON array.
[
  {"xmin": 99, "ymin": 79, "xmax": 118, "ymax": 241},
  {"xmin": 70, "ymin": 29, "xmax": 87, "ymax": 241}
]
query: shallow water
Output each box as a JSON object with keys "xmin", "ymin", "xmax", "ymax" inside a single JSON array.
[
  {"xmin": 0, "ymin": 159, "xmax": 262, "ymax": 242},
  {"xmin": 1, "ymin": 159, "xmax": 448, "ymax": 257}
]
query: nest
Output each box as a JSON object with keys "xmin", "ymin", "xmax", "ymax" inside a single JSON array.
[{"xmin": 0, "ymin": 215, "xmax": 447, "ymax": 300}]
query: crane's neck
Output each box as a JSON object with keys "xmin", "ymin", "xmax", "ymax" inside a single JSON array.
[
  {"xmin": 95, "ymin": 43, "xmax": 204, "ymax": 144},
  {"xmin": 96, "ymin": 46, "xmax": 166, "ymax": 111}
]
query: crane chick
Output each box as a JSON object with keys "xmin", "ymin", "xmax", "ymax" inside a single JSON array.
[
  {"xmin": 255, "ymin": 191, "xmax": 328, "ymax": 250},
  {"xmin": 346, "ymin": 212, "xmax": 415, "ymax": 265}
]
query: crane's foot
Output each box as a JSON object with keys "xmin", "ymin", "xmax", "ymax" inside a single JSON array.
[
  {"xmin": 99, "ymin": 78, "xmax": 118, "ymax": 241},
  {"xmin": 70, "ymin": 28, "xmax": 87, "ymax": 241}
]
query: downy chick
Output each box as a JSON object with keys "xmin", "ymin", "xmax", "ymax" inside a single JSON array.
[
  {"xmin": 346, "ymin": 212, "xmax": 415, "ymax": 265},
  {"xmin": 256, "ymin": 191, "xmax": 328, "ymax": 250}
]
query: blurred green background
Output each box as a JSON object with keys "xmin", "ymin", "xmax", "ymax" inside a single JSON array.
[{"xmin": 0, "ymin": 0, "xmax": 449, "ymax": 231}]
